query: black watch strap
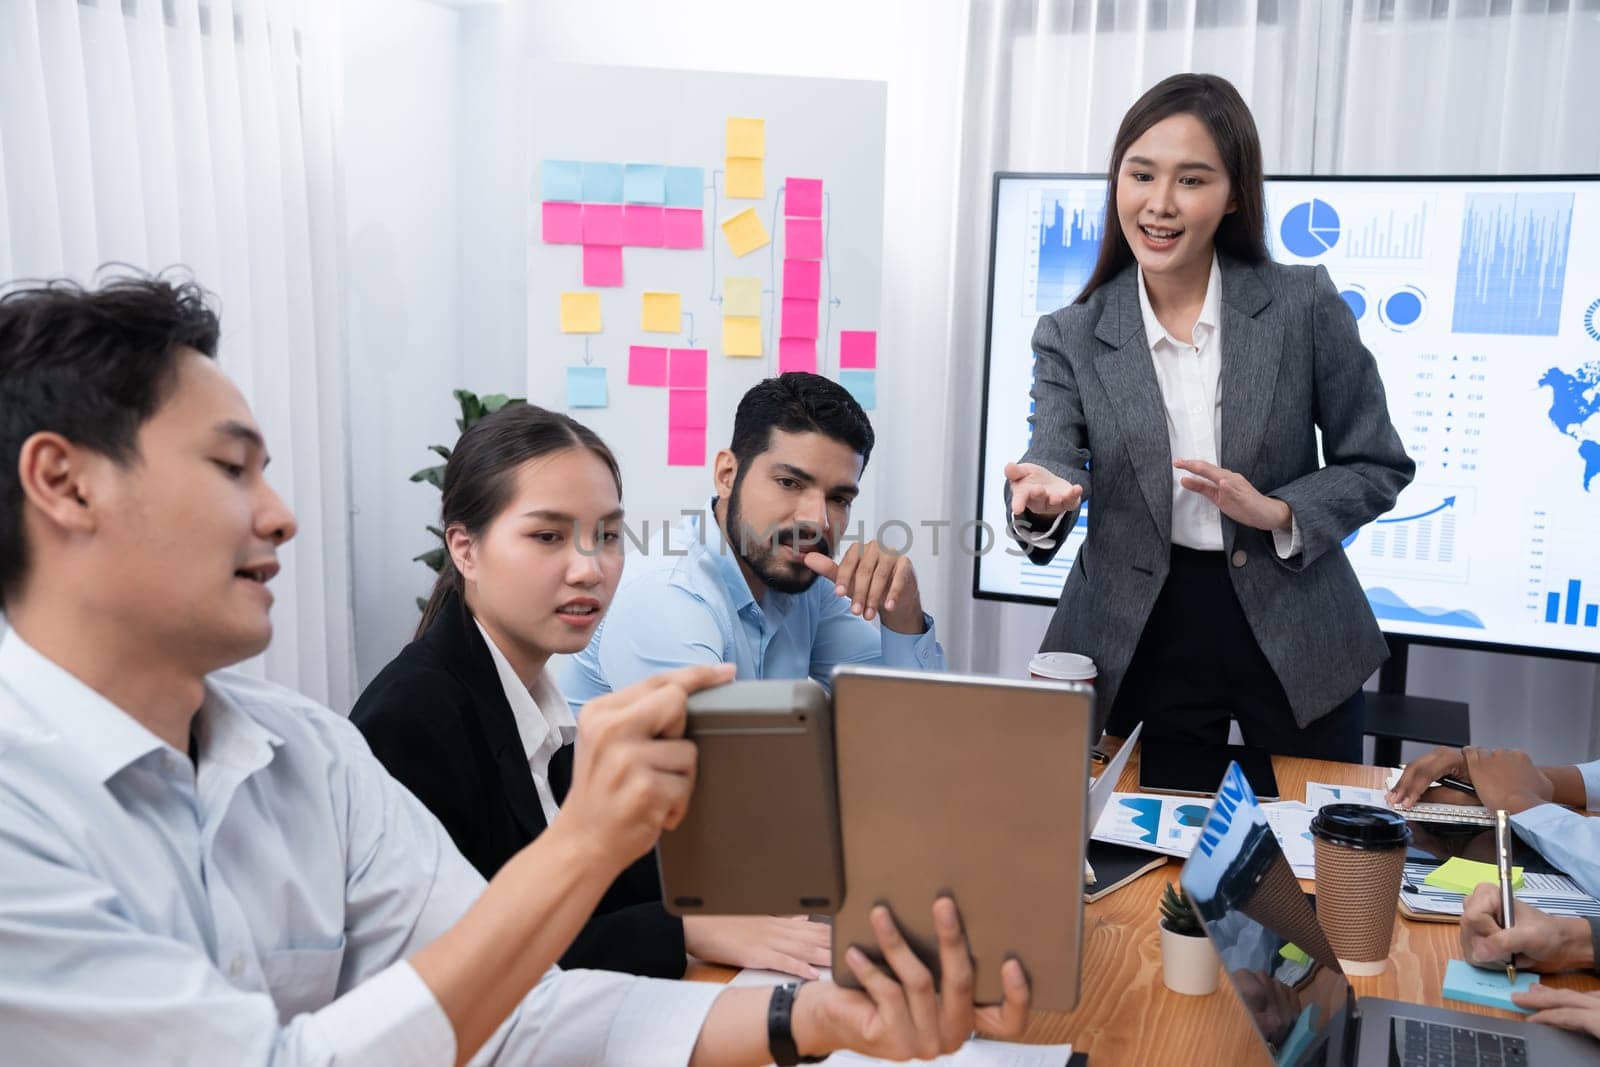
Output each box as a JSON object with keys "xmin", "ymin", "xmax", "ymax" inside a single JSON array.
[{"xmin": 768, "ymin": 982, "xmax": 825, "ymax": 1066}]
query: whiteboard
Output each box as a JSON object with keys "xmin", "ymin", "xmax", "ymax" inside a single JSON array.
[{"xmin": 526, "ymin": 62, "xmax": 886, "ymax": 539}]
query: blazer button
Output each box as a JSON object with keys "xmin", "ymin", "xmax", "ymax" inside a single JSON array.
[{"xmin": 1231, "ymin": 549, "xmax": 1248, "ymax": 568}]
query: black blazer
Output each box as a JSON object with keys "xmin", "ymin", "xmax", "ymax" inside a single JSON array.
[{"xmin": 351, "ymin": 590, "xmax": 687, "ymax": 978}]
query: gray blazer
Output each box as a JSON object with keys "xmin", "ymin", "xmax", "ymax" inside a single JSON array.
[{"xmin": 1012, "ymin": 255, "xmax": 1415, "ymax": 729}]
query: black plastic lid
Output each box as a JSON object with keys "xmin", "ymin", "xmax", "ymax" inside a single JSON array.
[{"xmin": 1310, "ymin": 803, "xmax": 1413, "ymax": 850}]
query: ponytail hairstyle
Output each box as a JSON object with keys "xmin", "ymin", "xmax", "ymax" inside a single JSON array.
[
  {"xmin": 1075, "ymin": 72, "xmax": 1269, "ymax": 304},
  {"xmin": 415, "ymin": 404, "xmax": 622, "ymax": 639}
]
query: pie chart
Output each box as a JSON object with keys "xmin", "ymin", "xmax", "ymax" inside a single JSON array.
[{"xmin": 1280, "ymin": 199, "xmax": 1341, "ymax": 258}]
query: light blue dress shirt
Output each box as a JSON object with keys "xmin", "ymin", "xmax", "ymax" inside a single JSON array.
[
  {"xmin": 559, "ymin": 508, "xmax": 945, "ymax": 713},
  {"xmin": 0, "ymin": 631, "xmax": 719, "ymax": 1065},
  {"xmin": 1510, "ymin": 759, "xmax": 1600, "ymax": 900}
]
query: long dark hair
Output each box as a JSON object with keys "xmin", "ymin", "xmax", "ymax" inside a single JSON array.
[
  {"xmin": 1075, "ymin": 73, "xmax": 1268, "ymax": 304},
  {"xmin": 415, "ymin": 403, "xmax": 622, "ymax": 638}
]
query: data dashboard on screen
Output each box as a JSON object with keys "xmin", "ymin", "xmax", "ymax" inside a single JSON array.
[{"xmin": 975, "ymin": 173, "xmax": 1600, "ymax": 659}]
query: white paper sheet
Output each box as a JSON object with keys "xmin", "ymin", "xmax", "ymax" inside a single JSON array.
[
  {"xmin": 1090, "ymin": 792, "xmax": 1211, "ymax": 857},
  {"xmin": 1262, "ymin": 800, "xmax": 1317, "ymax": 878}
]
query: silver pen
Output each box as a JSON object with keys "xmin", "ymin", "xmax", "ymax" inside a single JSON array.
[{"xmin": 1495, "ymin": 809, "xmax": 1515, "ymax": 984}]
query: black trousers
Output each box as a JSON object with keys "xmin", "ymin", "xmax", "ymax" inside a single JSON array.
[{"xmin": 1107, "ymin": 545, "xmax": 1365, "ymax": 762}]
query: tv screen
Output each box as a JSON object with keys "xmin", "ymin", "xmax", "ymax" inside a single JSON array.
[{"xmin": 975, "ymin": 173, "xmax": 1600, "ymax": 660}]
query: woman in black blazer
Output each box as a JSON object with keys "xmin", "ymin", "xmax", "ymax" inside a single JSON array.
[
  {"xmin": 353, "ymin": 404, "xmax": 830, "ymax": 979},
  {"xmin": 1004, "ymin": 74, "xmax": 1414, "ymax": 761}
]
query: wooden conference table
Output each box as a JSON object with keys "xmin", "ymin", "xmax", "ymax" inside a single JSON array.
[{"xmin": 687, "ymin": 745, "xmax": 1600, "ymax": 1065}]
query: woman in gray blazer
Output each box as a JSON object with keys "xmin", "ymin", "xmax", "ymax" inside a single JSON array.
[{"xmin": 1004, "ymin": 74, "xmax": 1414, "ymax": 761}]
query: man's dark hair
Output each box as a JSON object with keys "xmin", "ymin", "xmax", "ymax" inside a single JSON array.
[
  {"xmin": 728, "ymin": 372, "xmax": 875, "ymax": 471},
  {"xmin": 0, "ymin": 271, "xmax": 221, "ymax": 604}
]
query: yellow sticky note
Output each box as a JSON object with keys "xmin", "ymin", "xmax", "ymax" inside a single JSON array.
[
  {"xmin": 1423, "ymin": 857, "xmax": 1525, "ymax": 895},
  {"xmin": 641, "ymin": 291, "xmax": 682, "ymax": 334},
  {"xmin": 560, "ymin": 292, "xmax": 601, "ymax": 334},
  {"xmin": 1279, "ymin": 943, "xmax": 1310, "ymax": 965},
  {"xmin": 726, "ymin": 117, "xmax": 765, "ymax": 159},
  {"xmin": 726, "ymin": 157, "xmax": 764, "ymax": 199},
  {"xmin": 723, "ymin": 276, "xmax": 762, "ymax": 317},
  {"xmin": 720, "ymin": 209, "xmax": 771, "ymax": 258},
  {"xmin": 722, "ymin": 315, "xmax": 763, "ymax": 357}
]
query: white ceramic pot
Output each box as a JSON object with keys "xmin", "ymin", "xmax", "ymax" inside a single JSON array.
[{"xmin": 1160, "ymin": 921, "xmax": 1220, "ymax": 996}]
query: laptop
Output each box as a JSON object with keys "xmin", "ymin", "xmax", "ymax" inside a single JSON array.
[
  {"xmin": 1180, "ymin": 762, "xmax": 1592, "ymax": 1065},
  {"xmin": 829, "ymin": 665, "xmax": 1095, "ymax": 1013}
]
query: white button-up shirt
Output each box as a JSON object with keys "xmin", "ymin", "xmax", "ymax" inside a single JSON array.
[
  {"xmin": 475, "ymin": 620, "xmax": 577, "ymax": 826},
  {"xmin": 0, "ymin": 630, "xmax": 720, "ymax": 1065},
  {"xmin": 1013, "ymin": 256, "xmax": 1300, "ymax": 558}
]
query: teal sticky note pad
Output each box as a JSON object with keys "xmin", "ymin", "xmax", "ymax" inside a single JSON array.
[
  {"xmin": 566, "ymin": 366, "xmax": 608, "ymax": 409},
  {"xmin": 839, "ymin": 369, "xmax": 876, "ymax": 410},
  {"xmin": 623, "ymin": 164, "xmax": 666, "ymax": 205},
  {"xmin": 1442, "ymin": 959, "xmax": 1538, "ymax": 1013},
  {"xmin": 542, "ymin": 160, "xmax": 583, "ymax": 201},
  {"xmin": 664, "ymin": 166, "xmax": 704, "ymax": 208},
  {"xmin": 581, "ymin": 163, "xmax": 624, "ymax": 203}
]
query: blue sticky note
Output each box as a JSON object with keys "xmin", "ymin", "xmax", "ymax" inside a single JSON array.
[
  {"xmin": 623, "ymin": 164, "xmax": 666, "ymax": 205},
  {"xmin": 839, "ymin": 369, "xmax": 876, "ymax": 411},
  {"xmin": 542, "ymin": 160, "xmax": 583, "ymax": 201},
  {"xmin": 581, "ymin": 163, "xmax": 624, "ymax": 203},
  {"xmin": 1442, "ymin": 959, "xmax": 1538, "ymax": 1013},
  {"xmin": 566, "ymin": 366, "xmax": 608, "ymax": 409},
  {"xmin": 664, "ymin": 166, "xmax": 704, "ymax": 208}
]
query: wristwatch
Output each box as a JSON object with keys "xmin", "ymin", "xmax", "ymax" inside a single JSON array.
[{"xmin": 768, "ymin": 982, "xmax": 825, "ymax": 1066}]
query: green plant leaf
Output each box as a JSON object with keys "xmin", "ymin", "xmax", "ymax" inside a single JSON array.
[
  {"xmin": 425, "ymin": 525, "xmax": 445, "ymax": 541},
  {"xmin": 408, "ymin": 465, "xmax": 445, "ymax": 488},
  {"xmin": 416, "ymin": 596, "xmax": 428, "ymax": 613},
  {"xmin": 428, "ymin": 444, "xmax": 451, "ymax": 461},
  {"xmin": 412, "ymin": 547, "xmax": 447, "ymax": 572},
  {"xmin": 480, "ymin": 393, "xmax": 511, "ymax": 414}
]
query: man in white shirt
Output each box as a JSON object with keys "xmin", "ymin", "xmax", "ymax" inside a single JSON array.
[{"xmin": 0, "ymin": 274, "xmax": 1028, "ymax": 1065}]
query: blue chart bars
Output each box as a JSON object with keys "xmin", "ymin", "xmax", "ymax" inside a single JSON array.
[
  {"xmin": 1346, "ymin": 202, "xmax": 1428, "ymax": 259},
  {"xmin": 1452, "ymin": 192, "xmax": 1574, "ymax": 337},
  {"xmin": 1035, "ymin": 197, "xmax": 1103, "ymax": 312},
  {"xmin": 1544, "ymin": 579, "xmax": 1600, "ymax": 627}
]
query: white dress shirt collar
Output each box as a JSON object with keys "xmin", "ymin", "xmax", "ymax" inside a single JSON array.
[
  {"xmin": 0, "ymin": 628, "xmax": 281, "ymax": 786},
  {"xmin": 472, "ymin": 620, "xmax": 577, "ymax": 762},
  {"xmin": 1136, "ymin": 254, "xmax": 1223, "ymax": 350}
]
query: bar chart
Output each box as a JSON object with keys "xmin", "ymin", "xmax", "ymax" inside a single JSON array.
[
  {"xmin": 1451, "ymin": 191, "xmax": 1573, "ymax": 336},
  {"xmin": 1544, "ymin": 579, "xmax": 1600, "ymax": 627},
  {"xmin": 1029, "ymin": 190, "xmax": 1104, "ymax": 313}
]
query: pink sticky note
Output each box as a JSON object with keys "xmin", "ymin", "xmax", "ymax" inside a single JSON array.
[
  {"xmin": 778, "ymin": 337, "xmax": 817, "ymax": 374},
  {"xmin": 628, "ymin": 345, "xmax": 668, "ymax": 386},
  {"xmin": 839, "ymin": 330, "xmax": 877, "ymax": 369},
  {"xmin": 669, "ymin": 388, "xmax": 708, "ymax": 430},
  {"xmin": 663, "ymin": 208, "xmax": 704, "ymax": 249},
  {"xmin": 581, "ymin": 204, "xmax": 624, "ymax": 246},
  {"xmin": 667, "ymin": 427, "xmax": 705, "ymax": 467},
  {"xmin": 783, "ymin": 258, "xmax": 821, "ymax": 300},
  {"xmin": 622, "ymin": 205, "xmax": 665, "ymax": 247},
  {"xmin": 781, "ymin": 298, "xmax": 818, "ymax": 340},
  {"xmin": 785, "ymin": 178, "xmax": 823, "ymax": 218},
  {"xmin": 786, "ymin": 217, "xmax": 822, "ymax": 260},
  {"xmin": 668, "ymin": 347, "xmax": 708, "ymax": 388},
  {"xmin": 583, "ymin": 245, "xmax": 623, "ymax": 287},
  {"xmin": 542, "ymin": 202, "xmax": 583, "ymax": 244}
]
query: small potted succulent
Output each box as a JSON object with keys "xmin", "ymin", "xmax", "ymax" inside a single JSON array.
[{"xmin": 1159, "ymin": 882, "xmax": 1219, "ymax": 995}]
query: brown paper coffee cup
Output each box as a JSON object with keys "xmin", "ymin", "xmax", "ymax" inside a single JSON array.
[{"xmin": 1310, "ymin": 804, "xmax": 1411, "ymax": 976}]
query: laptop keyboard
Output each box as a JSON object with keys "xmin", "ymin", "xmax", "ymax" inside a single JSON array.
[{"xmin": 1393, "ymin": 1017, "xmax": 1528, "ymax": 1067}]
